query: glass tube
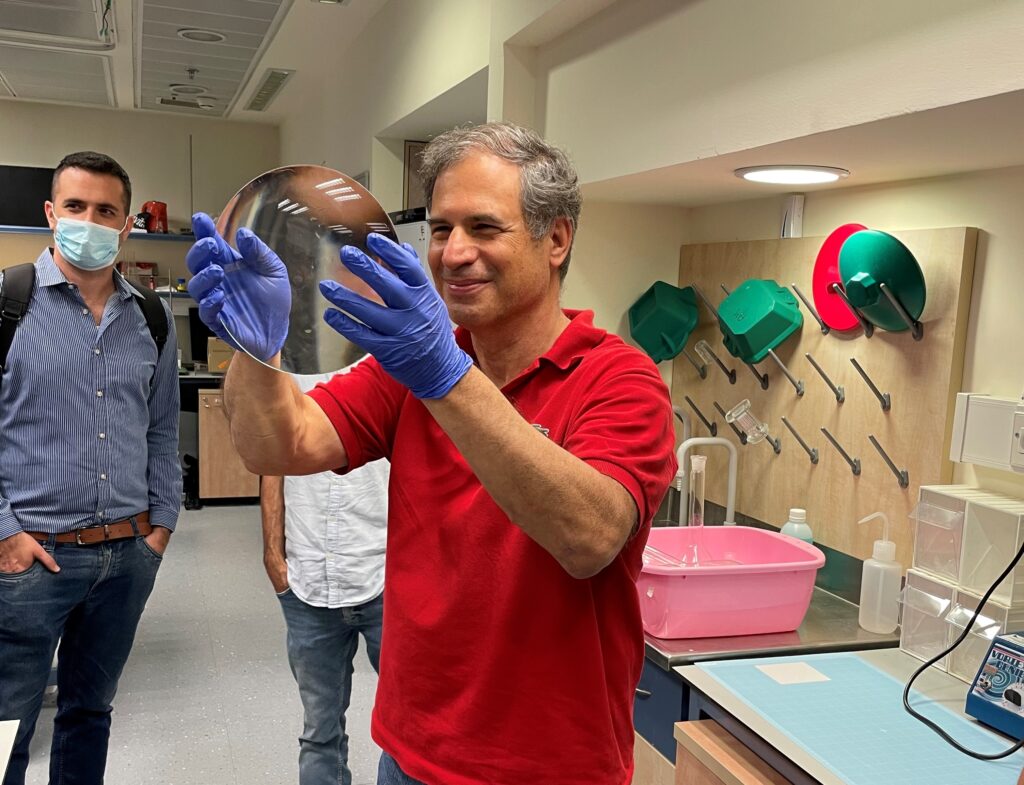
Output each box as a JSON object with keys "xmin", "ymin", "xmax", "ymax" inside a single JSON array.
[{"xmin": 688, "ymin": 454, "xmax": 707, "ymax": 565}]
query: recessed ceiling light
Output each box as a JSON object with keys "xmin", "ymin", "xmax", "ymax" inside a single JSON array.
[
  {"xmin": 734, "ymin": 165, "xmax": 850, "ymax": 185},
  {"xmin": 169, "ymin": 83, "xmax": 209, "ymax": 95},
  {"xmin": 177, "ymin": 28, "xmax": 226, "ymax": 43}
]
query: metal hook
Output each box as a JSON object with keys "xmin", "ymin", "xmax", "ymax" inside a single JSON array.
[
  {"xmin": 713, "ymin": 400, "xmax": 747, "ymax": 444},
  {"xmin": 879, "ymin": 283, "xmax": 924, "ymax": 341},
  {"xmin": 684, "ymin": 396, "xmax": 717, "ymax": 436},
  {"xmin": 828, "ymin": 282, "xmax": 875, "ymax": 337},
  {"xmin": 681, "ymin": 348, "xmax": 707, "ymax": 379},
  {"xmin": 868, "ymin": 434, "xmax": 909, "ymax": 488},
  {"xmin": 743, "ymin": 359, "xmax": 770, "ymax": 390},
  {"xmin": 821, "ymin": 427, "xmax": 861, "ymax": 475},
  {"xmin": 767, "ymin": 349, "xmax": 804, "ymax": 396},
  {"xmin": 692, "ymin": 284, "xmax": 720, "ymax": 319},
  {"xmin": 695, "ymin": 340, "xmax": 737, "ymax": 384},
  {"xmin": 805, "ymin": 353, "xmax": 845, "ymax": 403},
  {"xmin": 849, "ymin": 358, "xmax": 891, "ymax": 411},
  {"xmin": 781, "ymin": 417, "xmax": 818, "ymax": 464},
  {"xmin": 792, "ymin": 283, "xmax": 829, "ymax": 335}
]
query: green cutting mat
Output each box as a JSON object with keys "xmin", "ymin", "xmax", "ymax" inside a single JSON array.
[{"xmin": 698, "ymin": 653, "xmax": 1024, "ymax": 784}]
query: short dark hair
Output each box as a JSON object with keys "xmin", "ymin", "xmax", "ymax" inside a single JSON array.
[
  {"xmin": 52, "ymin": 151, "xmax": 132, "ymax": 215},
  {"xmin": 419, "ymin": 122, "xmax": 581, "ymax": 283}
]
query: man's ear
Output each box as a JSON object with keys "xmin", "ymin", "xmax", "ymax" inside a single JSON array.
[
  {"xmin": 44, "ymin": 201, "xmax": 57, "ymax": 231},
  {"xmin": 548, "ymin": 216, "xmax": 572, "ymax": 271}
]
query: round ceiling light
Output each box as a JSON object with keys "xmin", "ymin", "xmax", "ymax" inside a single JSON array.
[
  {"xmin": 177, "ymin": 28, "xmax": 226, "ymax": 43},
  {"xmin": 169, "ymin": 83, "xmax": 209, "ymax": 95},
  {"xmin": 734, "ymin": 165, "xmax": 850, "ymax": 185}
]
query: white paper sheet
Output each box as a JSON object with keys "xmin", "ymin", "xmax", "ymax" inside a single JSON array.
[{"xmin": 756, "ymin": 661, "xmax": 831, "ymax": 685}]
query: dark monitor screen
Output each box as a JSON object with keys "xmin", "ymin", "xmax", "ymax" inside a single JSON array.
[
  {"xmin": 189, "ymin": 307, "xmax": 216, "ymax": 364},
  {"xmin": 0, "ymin": 165, "xmax": 54, "ymax": 227}
]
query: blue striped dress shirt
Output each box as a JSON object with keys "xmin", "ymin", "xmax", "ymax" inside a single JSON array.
[{"xmin": 0, "ymin": 248, "xmax": 182, "ymax": 538}]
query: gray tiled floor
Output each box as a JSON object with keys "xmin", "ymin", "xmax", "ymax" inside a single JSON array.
[{"xmin": 25, "ymin": 505, "xmax": 381, "ymax": 785}]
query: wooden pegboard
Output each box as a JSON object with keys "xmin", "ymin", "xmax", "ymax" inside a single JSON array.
[{"xmin": 671, "ymin": 228, "xmax": 977, "ymax": 567}]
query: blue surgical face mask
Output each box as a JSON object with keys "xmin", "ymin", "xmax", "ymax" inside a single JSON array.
[{"xmin": 54, "ymin": 216, "xmax": 125, "ymax": 271}]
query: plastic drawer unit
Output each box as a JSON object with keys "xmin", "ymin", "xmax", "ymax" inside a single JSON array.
[
  {"xmin": 900, "ymin": 569, "xmax": 956, "ymax": 670},
  {"xmin": 945, "ymin": 589, "xmax": 1024, "ymax": 683}
]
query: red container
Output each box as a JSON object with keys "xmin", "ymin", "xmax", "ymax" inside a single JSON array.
[{"xmin": 142, "ymin": 201, "xmax": 168, "ymax": 233}]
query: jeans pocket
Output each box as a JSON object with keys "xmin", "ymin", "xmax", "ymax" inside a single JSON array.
[
  {"xmin": 137, "ymin": 535, "xmax": 164, "ymax": 562},
  {"xmin": 0, "ymin": 559, "xmax": 42, "ymax": 582}
]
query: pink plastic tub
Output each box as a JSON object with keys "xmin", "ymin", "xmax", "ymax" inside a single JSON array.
[{"xmin": 639, "ymin": 526, "xmax": 825, "ymax": 639}]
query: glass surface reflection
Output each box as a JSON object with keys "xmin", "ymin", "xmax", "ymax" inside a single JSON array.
[{"xmin": 215, "ymin": 165, "xmax": 397, "ymax": 376}]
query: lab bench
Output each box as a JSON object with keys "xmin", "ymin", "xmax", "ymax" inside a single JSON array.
[
  {"xmin": 635, "ymin": 588, "xmax": 899, "ymax": 764},
  {"xmin": 676, "ymin": 647, "xmax": 1024, "ymax": 784}
]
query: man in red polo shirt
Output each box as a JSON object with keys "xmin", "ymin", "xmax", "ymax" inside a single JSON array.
[{"xmin": 186, "ymin": 122, "xmax": 676, "ymax": 785}]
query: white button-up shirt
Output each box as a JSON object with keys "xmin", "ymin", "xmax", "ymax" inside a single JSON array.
[{"xmin": 285, "ymin": 367, "xmax": 389, "ymax": 608}]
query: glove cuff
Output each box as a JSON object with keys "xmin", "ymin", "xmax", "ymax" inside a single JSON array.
[{"xmin": 413, "ymin": 349, "xmax": 474, "ymax": 399}]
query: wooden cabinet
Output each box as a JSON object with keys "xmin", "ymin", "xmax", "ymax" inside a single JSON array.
[
  {"xmin": 673, "ymin": 721, "xmax": 788, "ymax": 785},
  {"xmin": 198, "ymin": 389, "xmax": 259, "ymax": 499}
]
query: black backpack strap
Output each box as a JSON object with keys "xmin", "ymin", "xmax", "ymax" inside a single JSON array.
[
  {"xmin": 0, "ymin": 263, "xmax": 36, "ymax": 372},
  {"xmin": 128, "ymin": 282, "xmax": 169, "ymax": 358}
]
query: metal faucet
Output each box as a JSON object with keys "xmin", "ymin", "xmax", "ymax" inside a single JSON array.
[{"xmin": 675, "ymin": 437, "xmax": 738, "ymax": 526}]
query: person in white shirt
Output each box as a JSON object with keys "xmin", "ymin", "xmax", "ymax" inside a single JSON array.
[{"xmin": 261, "ymin": 363, "xmax": 389, "ymax": 785}]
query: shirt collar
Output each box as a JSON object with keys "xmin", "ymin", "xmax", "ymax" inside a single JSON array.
[
  {"xmin": 454, "ymin": 309, "xmax": 607, "ymax": 380},
  {"xmin": 36, "ymin": 247, "xmax": 137, "ymax": 301}
]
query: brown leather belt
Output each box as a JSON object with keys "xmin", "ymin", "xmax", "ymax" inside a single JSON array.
[{"xmin": 25, "ymin": 512, "xmax": 151, "ymax": 545}]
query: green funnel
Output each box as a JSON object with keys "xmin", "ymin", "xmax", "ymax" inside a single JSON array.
[
  {"xmin": 838, "ymin": 230, "xmax": 926, "ymax": 332},
  {"xmin": 717, "ymin": 280, "xmax": 803, "ymax": 364}
]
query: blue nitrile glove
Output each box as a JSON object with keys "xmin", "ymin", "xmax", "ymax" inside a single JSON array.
[
  {"xmin": 185, "ymin": 212, "xmax": 291, "ymax": 361},
  {"xmin": 319, "ymin": 233, "xmax": 473, "ymax": 399}
]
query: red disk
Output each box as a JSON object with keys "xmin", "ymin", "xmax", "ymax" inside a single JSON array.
[{"xmin": 812, "ymin": 223, "xmax": 867, "ymax": 331}]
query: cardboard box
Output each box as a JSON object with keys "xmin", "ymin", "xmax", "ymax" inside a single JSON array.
[{"xmin": 207, "ymin": 338, "xmax": 235, "ymax": 373}]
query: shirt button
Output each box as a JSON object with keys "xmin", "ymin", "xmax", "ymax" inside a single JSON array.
[
  {"xmin": 81, "ymin": 307, "xmax": 89, "ymax": 315},
  {"xmin": 94, "ymin": 348, "xmax": 101, "ymax": 355},
  {"xmin": 100, "ymin": 473, "xmax": 107, "ymax": 480},
  {"xmin": 99, "ymin": 433, "xmax": 106, "ymax": 439},
  {"xmin": 98, "ymin": 512, "xmax": 105, "ymax": 519},
  {"xmin": 96, "ymin": 390, "xmax": 104, "ymax": 397}
]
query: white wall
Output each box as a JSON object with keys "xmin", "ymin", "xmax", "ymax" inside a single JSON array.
[
  {"xmin": 568, "ymin": 200, "xmax": 687, "ymax": 386},
  {"xmin": 0, "ymin": 102, "xmax": 279, "ymax": 230},
  {"xmin": 686, "ymin": 164, "xmax": 1024, "ymax": 496},
  {"xmin": 533, "ymin": 0, "xmax": 1024, "ymax": 185},
  {"xmin": 278, "ymin": 0, "xmax": 491, "ymax": 200}
]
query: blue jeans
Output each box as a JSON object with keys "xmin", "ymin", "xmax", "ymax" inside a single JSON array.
[
  {"xmin": 278, "ymin": 589, "xmax": 383, "ymax": 785},
  {"xmin": 377, "ymin": 751, "xmax": 428, "ymax": 785},
  {"xmin": 0, "ymin": 534, "xmax": 162, "ymax": 785}
]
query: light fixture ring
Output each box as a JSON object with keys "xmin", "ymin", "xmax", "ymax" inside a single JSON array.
[
  {"xmin": 734, "ymin": 165, "xmax": 850, "ymax": 185},
  {"xmin": 177, "ymin": 28, "xmax": 227, "ymax": 43}
]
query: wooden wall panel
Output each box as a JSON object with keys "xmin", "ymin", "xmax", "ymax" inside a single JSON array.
[{"xmin": 671, "ymin": 228, "xmax": 976, "ymax": 566}]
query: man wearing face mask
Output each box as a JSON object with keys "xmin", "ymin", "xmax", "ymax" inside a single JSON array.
[{"xmin": 0, "ymin": 151, "xmax": 181, "ymax": 785}]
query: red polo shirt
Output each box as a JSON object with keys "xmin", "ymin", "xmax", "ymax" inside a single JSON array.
[{"xmin": 308, "ymin": 310, "xmax": 675, "ymax": 785}]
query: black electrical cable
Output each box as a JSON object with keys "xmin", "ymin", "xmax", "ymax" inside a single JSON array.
[
  {"xmin": 99, "ymin": 0, "xmax": 113, "ymax": 38},
  {"xmin": 902, "ymin": 535, "xmax": 1024, "ymax": 759}
]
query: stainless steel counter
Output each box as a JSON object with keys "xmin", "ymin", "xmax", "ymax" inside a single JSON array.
[{"xmin": 644, "ymin": 587, "xmax": 899, "ymax": 671}]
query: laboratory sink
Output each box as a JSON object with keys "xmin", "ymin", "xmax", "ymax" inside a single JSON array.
[{"xmin": 639, "ymin": 526, "xmax": 825, "ymax": 639}]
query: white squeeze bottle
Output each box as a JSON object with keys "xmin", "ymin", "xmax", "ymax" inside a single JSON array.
[
  {"xmin": 857, "ymin": 512, "xmax": 902, "ymax": 634},
  {"xmin": 780, "ymin": 507, "xmax": 813, "ymax": 544}
]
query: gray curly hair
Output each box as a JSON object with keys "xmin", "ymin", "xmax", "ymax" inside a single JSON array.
[{"xmin": 419, "ymin": 122, "xmax": 581, "ymax": 282}]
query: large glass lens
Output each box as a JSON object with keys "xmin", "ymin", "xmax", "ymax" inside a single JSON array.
[{"xmin": 215, "ymin": 165, "xmax": 397, "ymax": 376}]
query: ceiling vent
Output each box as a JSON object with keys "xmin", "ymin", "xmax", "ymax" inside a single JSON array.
[
  {"xmin": 158, "ymin": 96, "xmax": 213, "ymax": 111},
  {"xmin": 245, "ymin": 68, "xmax": 294, "ymax": 112}
]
